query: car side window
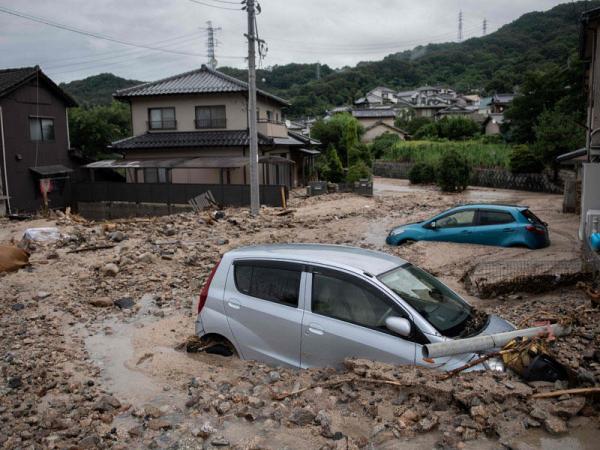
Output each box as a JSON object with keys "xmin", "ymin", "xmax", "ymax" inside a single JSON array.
[
  {"xmin": 234, "ymin": 263, "xmax": 301, "ymax": 307},
  {"xmin": 478, "ymin": 210, "xmax": 515, "ymax": 226},
  {"xmin": 436, "ymin": 210, "xmax": 475, "ymax": 228},
  {"xmin": 311, "ymin": 271, "xmax": 406, "ymax": 334}
]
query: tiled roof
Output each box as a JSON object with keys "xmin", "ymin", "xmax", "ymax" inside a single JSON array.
[
  {"xmin": 352, "ymin": 109, "xmax": 396, "ymax": 118},
  {"xmin": 110, "ymin": 130, "xmax": 273, "ymax": 150},
  {"xmin": 0, "ymin": 66, "xmax": 77, "ymax": 106},
  {"xmin": 114, "ymin": 65, "xmax": 289, "ymax": 106}
]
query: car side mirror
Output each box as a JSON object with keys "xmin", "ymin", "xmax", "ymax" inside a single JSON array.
[
  {"xmin": 385, "ymin": 317, "xmax": 411, "ymax": 337},
  {"xmin": 427, "ymin": 221, "xmax": 436, "ymax": 230}
]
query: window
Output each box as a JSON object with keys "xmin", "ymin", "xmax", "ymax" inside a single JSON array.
[
  {"xmin": 521, "ymin": 209, "xmax": 543, "ymax": 225},
  {"xmin": 234, "ymin": 262, "xmax": 301, "ymax": 307},
  {"xmin": 143, "ymin": 168, "xmax": 168, "ymax": 183},
  {"xmin": 195, "ymin": 105, "xmax": 226, "ymax": 129},
  {"xmin": 29, "ymin": 117, "xmax": 55, "ymax": 142},
  {"xmin": 478, "ymin": 210, "xmax": 514, "ymax": 226},
  {"xmin": 266, "ymin": 110, "xmax": 273, "ymax": 121},
  {"xmin": 436, "ymin": 210, "xmax": 475, "ymax": 228},
  {"xmin": 312, "ymin": 271, "xmax": 403, "ymax": 331},
  {"xmin": 148, "ymin": 108, "xmax": 176, "ymax": 130}
]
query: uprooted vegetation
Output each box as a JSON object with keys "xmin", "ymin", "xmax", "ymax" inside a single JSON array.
[{"xmin": 0, "ymin": 187, "xmax": 598, "ymax": 449}]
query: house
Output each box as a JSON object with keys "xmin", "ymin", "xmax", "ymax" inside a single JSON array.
[
  {"xmin": 0, "ymin": 66, "xmax": 78, "ymax": 215},
  {"xmin": 361, "ymin": 121, "xmax": 407, "ymax": 143},
  {"xmin": 100, "ymin": 65, "xmax": 318, "ymax": 189},
  {"xmin": 478, "ymin": 96, "xmax": 493, "ymax": 115},
  {"xmin": 352, "ymin": 108, "xmax": 396, "ymax": 128},
  {"xmin": 355, "ymin": 86, "xmax": 398, "ymax": 107},
  {"xmin": 490, "ymin": 94, "xmax": 515, "ymax": 114},
  {"xmin": 578, "ymin": 7, "xmax": 600, "ymax": 241}
]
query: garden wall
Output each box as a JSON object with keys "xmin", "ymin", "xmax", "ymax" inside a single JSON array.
[{"xmin": 373, "ymin": 161, "xmax": 564, "ymax": 194}]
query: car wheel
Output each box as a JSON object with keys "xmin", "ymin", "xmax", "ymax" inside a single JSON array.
[{"xmin": 398, "ymin": 239, "xmax": 416, "ymax": 246}]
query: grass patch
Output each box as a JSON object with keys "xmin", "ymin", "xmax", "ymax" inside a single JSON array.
[{"xmin": 381, "ymin": 140, "xmax": 512, "ymax": 169}]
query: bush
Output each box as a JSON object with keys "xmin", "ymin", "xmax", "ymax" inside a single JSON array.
[
  {"xmin": 437, "ymin": 150, "xmax": 471, "ymax": 192},
  {"xmin": 348, "ymin": 143, "xmax": 373, "ymax": 167},
  {"xmin": 509, "ymin": 145, "xmax": 545, "ymax": 173},
  {"xmin": 413, "ymin": 117, "xmax": 480, "ymax": 141},
  {"xmin": 408, "ymin": 162, "xmax": 437, "ymax": 184},
  {"xmin": 319, "ymin": 144, "xmax": 345, "ymax": 183},
  {"xmin": 371, "ymin": 133, "xmax": 401, "ymax": 159},
  {"xmin": 346, "ymin": 160, "xmax": 372, "ymax": 183}
]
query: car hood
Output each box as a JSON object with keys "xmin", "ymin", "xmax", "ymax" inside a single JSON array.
[
  {"xmin": 477, "ymin": 314, "xmax": 515, "ymax": 336},
  {"xmin": 390, "ymin": 221, "xmax": 422, "ymax": 232}
]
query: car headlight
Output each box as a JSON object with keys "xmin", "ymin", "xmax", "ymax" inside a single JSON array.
[
  {"xmin": 483, "ymin": 357, "xmax": 505, "ymax": 372},
  {"xmin": 390, "ymin": 228, "xmax": 406, "ymax": 236}
]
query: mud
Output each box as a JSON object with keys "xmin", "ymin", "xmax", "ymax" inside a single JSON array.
[{"xmin": 0, "ymin": 178, "xmax": 598, "ymax": 449}]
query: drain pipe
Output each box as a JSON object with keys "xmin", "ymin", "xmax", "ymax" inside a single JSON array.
[
  {"xmin": 422, "ymin": 323, "xmax": 570, "ymax": 359},
  {"xmin": 0, "ymin": 106, "xmax": 10, "ymax": 215}
]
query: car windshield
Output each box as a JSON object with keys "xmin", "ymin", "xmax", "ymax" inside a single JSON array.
[{"xmin": 378, "ymin": 264, "xmax": 474, "ymax": 337}]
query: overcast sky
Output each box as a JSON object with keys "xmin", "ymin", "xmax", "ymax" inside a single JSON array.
[{"xmin": 0, "ymin": 0, "xmax": 571, "ymax": 83}]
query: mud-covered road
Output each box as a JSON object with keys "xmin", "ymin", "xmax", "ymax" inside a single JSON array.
[{"xmin": 0, "ymin": 179, "xmax": 598, "ymax": 449}]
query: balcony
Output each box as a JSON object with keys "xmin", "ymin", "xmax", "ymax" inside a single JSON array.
[
  {"xmin": 147, "ymin": 120, "xmax": 177, "ymax": 131},
  {"xmin": 195, "ymin": 118, "xmax": 227, "ymax": 129},
  {"xmin": 257, "ymin": 119, "xmax": 288, "ymax": 138}
]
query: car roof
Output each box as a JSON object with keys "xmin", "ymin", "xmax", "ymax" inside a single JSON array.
[
  {"xmin": 227, "ymin": 244, "xmax": 406, "ymax": 276},
  {"xmin": 451, "ymin": 203, "xmax": 528, "ymax": 211}
]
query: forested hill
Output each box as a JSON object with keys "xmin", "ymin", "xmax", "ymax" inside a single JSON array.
[
  {"xmin": 220, "ymin": 0, "xmax": 599, "ymax": 117},
  {"xmin": 60, "ymin": 73, "xmax": 142, "ymax": 106},
  {"xmin": 59, "ymin": 1, "xmax": 598, "ymax": 115}
]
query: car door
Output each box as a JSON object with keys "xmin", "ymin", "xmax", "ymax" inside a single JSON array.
[
  {"xmin": 474, "ymin": 209, "xmax": 517, "ymax": 246},
  {"xmin": 223, "ymin": 260, "xmax": 305, "ymax": 368},
  {"xmin": 300, "ymin": 267, "xmax": 418, "ymax": 369},
  {"xmin": 428, "ymin": 209, "xmax": 477, "ymax": 243}
]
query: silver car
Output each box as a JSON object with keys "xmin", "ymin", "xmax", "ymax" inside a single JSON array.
[{"xmin": 195, "ymin": 244, "xmax": 513, "ymax": 371}]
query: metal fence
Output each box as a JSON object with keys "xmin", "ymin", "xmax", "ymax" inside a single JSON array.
[
  {"xmin": 463, "ymin": 258, "xmax": 592, "ymax": 298},
  {"xmin": 74, "ymin": 182, "xmax": 288, "ymax": 207}
]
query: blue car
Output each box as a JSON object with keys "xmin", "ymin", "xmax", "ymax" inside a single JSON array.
[{"xmin": 386, "ymin": 204, "xmax": 550, "ymax": 249}]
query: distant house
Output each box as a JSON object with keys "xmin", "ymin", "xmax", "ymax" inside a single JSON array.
[
  {"xmin": 361, "ymin": 121, "xmax": 407, "ymax": 143},
  {"xmin": 98, "ymin": 65, "xmax": 319, "ymax": 189},
  {"xmin": 0, "ymin": 66, "xmax": 78, "ymax": 215},
  {"xmin": 478, "ymin": 96, "xmax": 493, "ymax": 115},
  {"xmin": 483, "ymin": 113, "xmax": 505, "ymax": 136},
  {"xmin": 490, "ymin": 94, "xmax": 515, "ymax": 114},
  {"xmin": 355, "ymin": 86, "xmax": 397, "ymax": 107},
  {"xmin": 352, "ymin": 108, "xmax": 396, "ymax": 127}
]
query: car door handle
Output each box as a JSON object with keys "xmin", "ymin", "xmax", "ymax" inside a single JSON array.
[
  {"xmin": 307, "ymin": 323, "xmax": 324, "ymax": 336},
  {"xmin": 227, "ymin": 299, "xmax": 241, "ymax": 310}
]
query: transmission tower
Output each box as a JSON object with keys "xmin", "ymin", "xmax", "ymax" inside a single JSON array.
[
  {"xmin": 483, "ymin": 18, "xmax": 488, "ymax": 35},
  {"xmin": 458, "ymin": 10, "xmax": 463, "ymax": 42},
  {"xmin": 206, "ymin": 21, "xmax": 221, "ymax": 69},
  {"xmin": 316, "ymin": 62, "xmax": 321, "ymax": 80}
]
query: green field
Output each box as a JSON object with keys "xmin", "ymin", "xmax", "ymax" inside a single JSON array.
[{"xmin": 381, "ymin": 140, "xmax": 512, "ymax": 169}]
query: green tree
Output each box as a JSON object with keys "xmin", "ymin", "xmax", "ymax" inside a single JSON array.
[
  {"xmin": 310, "ymin": 113, "xmax": 363, "ymax": 167},
  {"xmin": 370, "ymin": 133, "xmax": 401, "ymax": 159},
  {"xmin": 68, "ymin": 102, "xmax": 131, "ymax": 159},
  {"xmin": 319, "ymin": 144, "xmax": 345, "ymax": 183},
  {"xmin": 395, "ymin": 116, "xmax": 432, "ymax": 136},
  {"xmin": 509, "ymin": 145, "xmax": 545, "ymax": 174},
  {"xmin": 436, "ymin": 150, "xmax": 471, "ymax": 192},
  {"xmin": 346, "ymin": 161, "xmax": 372, "ymax": 183},
  {"xmin": 348, "ymin": 143, "xmax": 373, "ymax": 167},
  {"xmin": 533, "ymin": 109, "xmax": 585, "ymax": 164}
]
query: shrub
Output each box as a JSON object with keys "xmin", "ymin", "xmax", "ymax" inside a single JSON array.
[
  {"xmin": 349, "ymin": 143, "xmax": 373, "ymax": 167},
  {"xmin": 346, "ymin": 160, "xmax": 372, "ymax": 183},
  {"xmin": 371, "ymin": 133, "xmax": 401, "ymax": 159},
  {"xmin": 436, "ymin": 150, "xmax": 471, "ymax": 192},
  {"xmin": 408, "ymin": 162, "xmax": 437, "ymax": 184},
  {"xmin": 509, "ymin": 145, "xmax": 545, "ymax": 174},
  {"xmin": 321, "ymin": 144, "xmax": 345, "ymax": 183}
]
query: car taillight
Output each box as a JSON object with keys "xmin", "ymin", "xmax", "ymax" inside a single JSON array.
[
  {"xmin": 526, "ymin": 225, "xmax": 546, "ymax": 235},
  {"xmin": 198, "ymin": 259, "xmax": 221, "ymax": 314}
]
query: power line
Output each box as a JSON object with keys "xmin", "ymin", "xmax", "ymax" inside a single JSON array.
[
  {"xmin": 0, "ymin": 5, "xmax": 211, "ymax": 57},
  {"xmin": 189, "ymin": 0, "xmax": 241, "ymax": 11}
]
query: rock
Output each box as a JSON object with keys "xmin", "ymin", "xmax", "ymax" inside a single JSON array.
[
  {"xmin": 543, "ymin": 416, "xmax": 567, "ymax": 435},
  {"xmin": 114, "ymin": 297, "xmax": 135, "ymax": 309},
  {"xmin": 128, "ymin": 426, "xmax": 144, "ymax": 437},
  {"xmin": 7, "ymin": 376, "xmax": 22, "ymax": 389},
  {"xmin": 247, "ymin": 396, "xmax": 264, "ymax": 408},
  {"xmin": 108, "ymin": 231, "xmax": 126, "ymax": 242},
  {"xmin": 551, "ymin": 397, "xmax": 586, "ymax": 419},
  {"xmin": 10, "ymin": 303, "xmax": 24, "ymax": 311},
  {"xmin": 289, "ymin": 408, "xmax": 316, "ymax": 426},
  {"xmin": 195, "ymin": 422, "xmax": 217, "ymax": 438},
  {"xmin": 101, "ymin": 263, "xmax": 119, "ymax": 277},
  {"xmin": 89, "ymin": 297, "xmax": 113, "ymax": 308},
  {"xmin": 418, "ymin": 416, "xmax": 439, "ymax": 432},
  {"xmin": 78, "ymin": 435, "xmax": 101, "ymax": 448},
  {"xmin": 529, "ymin": 407, "xmax": 548, "ymax": 421},
  {"xmin": 147, "ymin": 419, "xmax": 171, "ymax": 431},
  {"xmin": 211, "ymin": 436, "xmax": 230, "ymax": 447},
  {"xmin": 213, "ymin": 211, "xmax": 226, "ymax": 220},
  {"xmin": 216, "ymin": 401, "xmax": 231, "ymax": 415},
  {"xmin": 35, "ymin": 291, "xmax": 51, "ymax": 299},
  {"xmin": 268, "ymin": 371, "xmax": 281, "ymax": 383},
  {"xmin": 93, "ymin": 395, "xmax": 121, "ymax": 412},
  {"xmin": 216, "ymin": 238, "xmax": 229, "ymax": 246},
  {"xmin": 576, "ymin": 368, "xmax": 596, "ymax": 385},
  {"xmin": 143, "ymin": 405, "xmax": 162, "ymax": 418},
  {"xmin": 137, "ymin": 252, "xmax": 154, "ymax": 264}
]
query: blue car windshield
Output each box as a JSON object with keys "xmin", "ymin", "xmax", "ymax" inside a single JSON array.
[{"xmin": 378, "ymin": 264, "xmax": 473, "ymax": 337}]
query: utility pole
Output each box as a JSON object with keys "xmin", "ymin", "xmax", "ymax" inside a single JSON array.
[
  {"xmin": 458, "ymin": 10, "xmax": 463, "ymax": 42},
  {"xmin": 206, "ymin": 21, "xmax": 220, "ymax": 69},
  {"xmin": 483, "ymin": 18, "xmax": 487, "ymax": 36},
  {"xmin": 246, "ymin": 0, "xmax": 260, "ymax": 216}
]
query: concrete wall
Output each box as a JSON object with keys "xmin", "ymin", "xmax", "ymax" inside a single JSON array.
[
  {"xmin": 129, "ymin": 93, "xmax": 283, "ymax": 136},
  {"xmin": 78, "ymin": 201, "xmax": 191, "ymax": 220}
]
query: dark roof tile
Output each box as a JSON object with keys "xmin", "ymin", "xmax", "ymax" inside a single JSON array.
[{"xmin": 110, "ymin": 130, "xmax": 273, "ymax": 150}]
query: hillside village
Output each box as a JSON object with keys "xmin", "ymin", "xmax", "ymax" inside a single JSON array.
[{"xmin": 1, "ymin": 1, "xmax": 600, "ymax": 450}]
